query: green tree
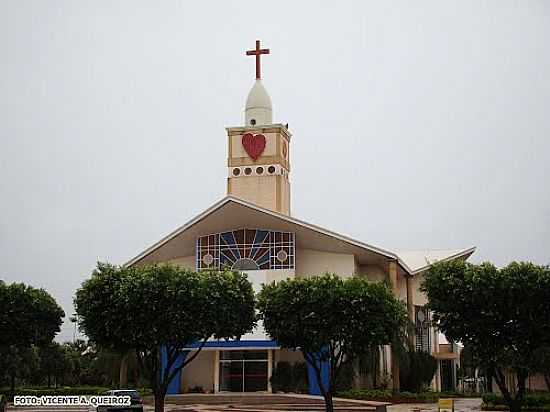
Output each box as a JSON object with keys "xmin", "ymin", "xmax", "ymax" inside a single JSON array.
[
  {"xmin": 0, "ymin": 345, "xmax": 39, "ymax": 393},
  {"xmin": 0, "ymin": 280, "xmax": 64, "ymax": 395},
  {"xmin": 460, "ymin": 344, "xmax": 491, "ymax": 392},
  {"xmin": 533, "ymin": 347, "xmax": 550, "ymax": 390},
  {"xmin": 38, "ymin": 342, "xmax": 73, "ymax": 387},
  {"xmin": 422, "ymin": 261, "xmax": 550, "ymax": 412},
  {"xmin": 257, "ymin": 274, "xmax": 407, "ymax": 412},
  {"xmin": 88, "ymin": 346, "xmax": 122, "ymax": 386},
  {"xmin": 0, "ymin": 281, "xmax": 65, "ymax": 347},
  {"xmin": 399, "ymin": 349, "xmax": 438, "ymax": 392},
  {"xmin": 75, "ymin": 263, "xmax": 255, "ymax": 412},
  {"xmin": 62, "ymin": 340, "xmax": 89, "ymax": 385}
]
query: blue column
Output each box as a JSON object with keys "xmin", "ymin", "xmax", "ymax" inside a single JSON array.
[
  {"xmin": 306, "ymin": 352, "xmax": 330, "ymax": 396},
  {"xmin": 161, "ymin": 346, "xmax": 188, "ymax": 394}
]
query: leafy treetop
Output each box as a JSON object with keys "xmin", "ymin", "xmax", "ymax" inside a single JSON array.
[
  {"xmin": 257, "ymin": 274, "xmax": 407, "ymax": 412},
  {"xmin": 75, "ymin": 263, "xmax": 256, "ymax": 412},
  {"xmin": 0, "ymin": 280, "xmax": 65, "ymax": 347},
  {"xmin": 422, "ymin": 260, "xmax": 550, "ymax": 412}
]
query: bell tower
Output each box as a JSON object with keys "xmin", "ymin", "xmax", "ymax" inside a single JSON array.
[{"xmin": 226, "ymin": 40, "xmax": 291, "ymax": 216}]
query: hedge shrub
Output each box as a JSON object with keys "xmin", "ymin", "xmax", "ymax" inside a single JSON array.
[
  {"xmin": 399, "ymin": 350, "xmax": 438, "ymax": 392},
  {"xmin": 335, "ymin": 361, "xmax": 355, "ymax": 392},
  {"xmin": 482, "ymin": 393, "xmax": 550, "ymax": 410},
  {"xmin": 337, "ymin": 388, "xmax": 440, "ymax": 403},
  {"xmin": 292, "ymin": 362, "xmax": 309, "ymax": 393},
  {"xmin": 271, "ymin": 361, "xmax": 309, "ymax": 393},
  {"xmin": 271, "ymin": 361, "xmax": 293, "ymax": 392}
]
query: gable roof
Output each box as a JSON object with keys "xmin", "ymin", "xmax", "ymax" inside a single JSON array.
[{"xmin": 125, "ymin": 196, "xmax": 475, "ymax": 275}]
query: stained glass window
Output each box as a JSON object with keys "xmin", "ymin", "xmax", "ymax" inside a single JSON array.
[{"xmin": 196, "ymin": 229, "xmax": 295, "ymax": 271}]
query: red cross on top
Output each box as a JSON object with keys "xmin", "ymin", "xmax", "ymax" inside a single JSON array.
[{"xmin": 246, "ymin": 40, "xmax": 270, "ymax": 80}]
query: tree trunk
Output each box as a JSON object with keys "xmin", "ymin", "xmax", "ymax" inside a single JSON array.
[
  {"xmin": 544, "ymin": 373, "xmax": 550, "ymax": 391},
  {"xmin": 134, "ymin": 368, "xmax": 140, "ymax": 387},
  {"xmin": 304, "ymin": 352, "xmax": 333, "ymax": 412},
  {"xmin": 486, "ymin": 367, "xmax": 493, "ymax": 393},
  {"xmin": 323, "ymin": 392, "xmax": 334, "ymax": 412},
  {"xmin": 391, "ymin": 347, "xmax": 400, "ymax": 393},
  {"xmin": 493, "ymin": 368, "xmax": 514, "ymax": 409},
  {"xmin": 371, "ymin": 348, "xmax": 379, "ymax": 389},
  {"xmin": 10, "ymin": 373, "xmax": 15, "ymax": 398},
  {"xmin": 154, "ymin": 392, "xmax": 165, "ymax": 412},
  {"xmin": 47, "ymin": 374, "xmax": 51, "ymax": 388},
  {"xmin": 119, "ymin": 352, "xmax": 129, "ymax": 389},
  {"xmin": 513, "ymin": 370, "xmax": 527, "ymax": 412},
  {"xmin": 494, "ymin": 368, "xmax": 527, "ymax": 412}
]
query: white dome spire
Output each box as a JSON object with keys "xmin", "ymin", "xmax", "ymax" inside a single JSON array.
[{"xmin": 245, "ymin": 79, "xmax": 272, "ymax": 126}]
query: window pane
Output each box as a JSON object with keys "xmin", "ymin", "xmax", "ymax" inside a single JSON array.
[
  {"xmin": 220, "ymin": 350, "xmax": 245, "ymax": 360},
  {"xmin": 244, "ymin": 350, "xmax": 268, "ymax": 360},
  {"xmin": 244, "ymin": 361, "xmax": 268, "ymax": 392},
  {"xmin": 219, "ymin": 360, "xmax": 243, "ymax": 392},
  {"xmin": 198, "ymin": 229, "xmax": 295, "ymax": 271}
]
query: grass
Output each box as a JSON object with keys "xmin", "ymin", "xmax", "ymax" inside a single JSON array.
[{"xmin": 481, "ymin": 392, "xmax": 550, "ymax": 411}]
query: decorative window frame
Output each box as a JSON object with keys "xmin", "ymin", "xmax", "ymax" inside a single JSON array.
[
  {"xmin": 196, "ymin": 228, "xmax": 295, "ymax": 271},
  {"xmin": 415, "ymin": 305, "xmax": 431, "ymax": 353}
]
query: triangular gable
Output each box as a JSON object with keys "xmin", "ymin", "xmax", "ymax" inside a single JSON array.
[
  {"xmin": 125, "ymin": 195, "xmax": 475, "ymax": 275},
  {"xmin": 125, "ymin": 196, "xmax": 400, "ymax": 269}
]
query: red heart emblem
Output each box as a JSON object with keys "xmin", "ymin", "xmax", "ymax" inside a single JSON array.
[{"xmin": 242, "ymin": 133, "xmax": 266, "ymax": 161}]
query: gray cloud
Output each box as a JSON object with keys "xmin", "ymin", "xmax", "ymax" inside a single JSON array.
[{"xmin": 1, "ymin": 0, "xmax": 549, "ymax": 342}]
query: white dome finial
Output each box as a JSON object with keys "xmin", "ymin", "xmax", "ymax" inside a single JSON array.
[{"xmin": 245, "ymin": 80, "xmax": 272, "ymax": 126}]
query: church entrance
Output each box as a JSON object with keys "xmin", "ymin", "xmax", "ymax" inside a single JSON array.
[{"xmin": 219, "ymin": 350, "xmax": 268, "ymax": 392}]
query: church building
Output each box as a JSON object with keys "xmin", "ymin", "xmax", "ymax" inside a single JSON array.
[{"xmin": 125, "ymin": 41, "xmax": 475, "ymax": 395}]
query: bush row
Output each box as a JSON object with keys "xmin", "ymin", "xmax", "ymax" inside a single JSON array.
[
  {"xmin": 337, "ymin": 389, "xmax": 476, "ymax": 403},
  {"xmin": 271, "ymin": 361, "xmax": 309, "ymax": 393},
  {"xmin": 482, "ymin": 393, "xmax": 550, "ymax": 409},
  {"xmin": 337, "ymin": 389, "xmax": 440, "ymax": 403}
]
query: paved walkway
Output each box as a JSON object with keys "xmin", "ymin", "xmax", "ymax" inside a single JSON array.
[
  {"xmin": 7, "ymin": 396, "xmax": 483, "ymax": 412},
  {"xmin": 158, "ymin": 393, "xmax": 390, "ymax": 412},
  {"xmin": 157, "ymin": 395, "xmax": 483, "ymax": 412},
  {"xmin": 387, "ymin": 398, "xmax": 483, "ymax": 412}
]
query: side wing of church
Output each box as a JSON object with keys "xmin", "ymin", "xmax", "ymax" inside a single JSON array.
[{"xmin": 125, "ymin": 41, "xmax": 475, "ymax": 395}]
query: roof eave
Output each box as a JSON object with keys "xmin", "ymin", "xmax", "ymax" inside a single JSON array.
[
  {"xmin": 409, "ymin": 246, "xmax": 477, "ymax": 276},
  {"xmin": 124, "ymin": 197, "xmax": 233, "ymax": 267},
  {"xmin": 124, "ymin": 196, "xmax": 399, "ymax": 267}
]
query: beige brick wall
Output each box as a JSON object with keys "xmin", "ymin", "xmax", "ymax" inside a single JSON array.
[
  {"xmin": 181, "ymin": 350, "xmax": 216, "ymax": 393},
  {"xmin": 295, "ymin": 249, "xmax": 355, "ymax": 278},
  {"xmin": 356, "ymin": 264, "xmax": 387, "ymax": 282},
  {"xmin": 166, "ymin": 256, "xmax": 195, "ymax": 270}
]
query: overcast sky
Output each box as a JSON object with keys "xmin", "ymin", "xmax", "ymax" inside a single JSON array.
[{"xmin": 1, "ymin": 1, "xmax": 549, "ymax": 342}]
